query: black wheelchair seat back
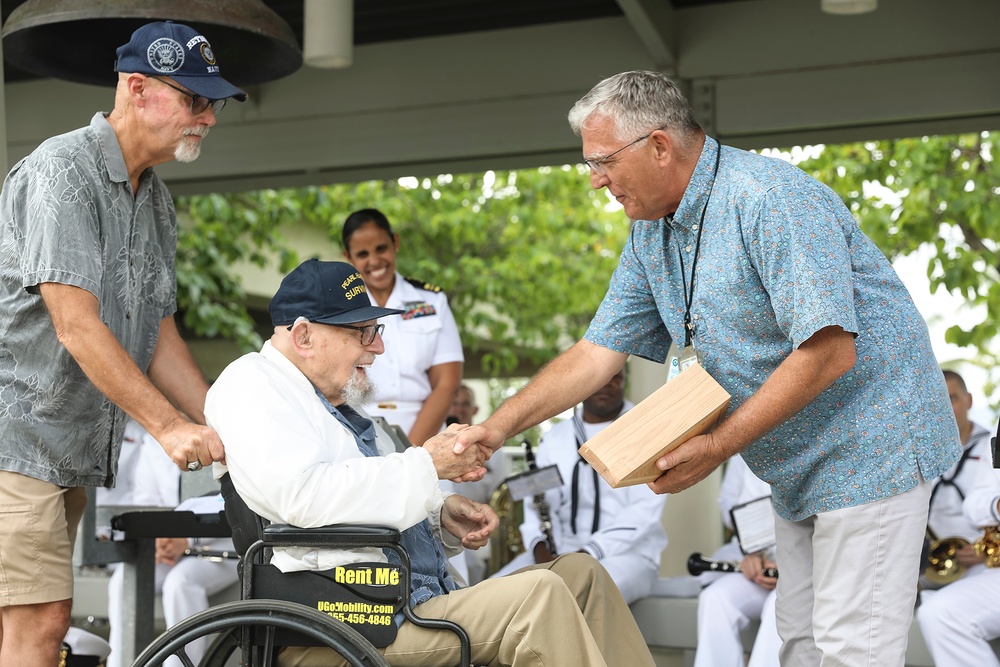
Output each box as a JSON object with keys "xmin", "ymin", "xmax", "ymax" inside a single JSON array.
[
  {"xmin": 219, "ymin": 471, "xmax": 265, "ymax": 558},
  {"xmin": 219, "ymin": 472, "xmax": 404, "ymax": 647}
]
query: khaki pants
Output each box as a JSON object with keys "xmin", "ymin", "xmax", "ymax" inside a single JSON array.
[
  {"xmin": 281, "ymin": 552, "xmax": 654, "ymax": 667},
  {"xmin": 0, "ymin": 471, "xmax": 88, "ymax": 606}
]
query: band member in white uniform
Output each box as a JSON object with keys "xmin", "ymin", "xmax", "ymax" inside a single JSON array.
[
  {"xmin": 917, "ymin": 427, "xmax": 1000, "ymax": 665},
  {"xmin": 341, "ymin": 209, "xmax": 464, "ymax": 448},
  {"xmin": 492, "ymin": 367, "xmax": 667, "ymax": 604},
  {"xmin": 693, "ymin": 455, "xmax": 781, "ymax": 667},
  {"xmin": 922, "ymin": 370, "xmax": 995, "ymax": 586},
  {"xmin": 916, "ymin": 372, "xmax": 1000, "ymax": 665}
]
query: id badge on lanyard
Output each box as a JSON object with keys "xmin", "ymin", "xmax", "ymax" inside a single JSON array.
[
  {"xmin": 667, "ymin": 143, "xmax": 720, "ymax": 384},
  {"xmin": 667, "ymin": 345, "xmax": 702, "ymax": 382}
]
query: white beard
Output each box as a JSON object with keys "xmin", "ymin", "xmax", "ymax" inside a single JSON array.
[
  {"xmin": 342, "ymin": 368, "xmax": 375, "ymax": 406},
  {"xmin": 174, "ymin": 129, "xmax": 207, "ymax": 163}
]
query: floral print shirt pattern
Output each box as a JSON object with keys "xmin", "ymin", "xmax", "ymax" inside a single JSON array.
[
  {"xmin": 0, "ymin": 113, "xmax": 176, "ymax": 487},
  {"xmin": 585, "ymin": 137, "xmax": 961, "ymax": 521}
]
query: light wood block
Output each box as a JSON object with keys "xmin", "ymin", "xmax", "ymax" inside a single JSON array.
[{"xmin": 579, "ymin": 364, "xmax": 731, "ymax": 487}]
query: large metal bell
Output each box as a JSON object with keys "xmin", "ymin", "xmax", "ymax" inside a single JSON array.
[{"xmin": 2, "ymin": 0, "xmax": 302, "ymax": 87}]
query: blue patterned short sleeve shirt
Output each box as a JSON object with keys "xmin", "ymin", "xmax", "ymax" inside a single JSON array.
[{"xmin": 586, "ymin": 137, "xmax": 961, "ymax": 521}]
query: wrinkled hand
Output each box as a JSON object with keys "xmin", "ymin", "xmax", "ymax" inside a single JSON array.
[
  {"xmin": 423, "ymin": 424, "xmax": 487, "ymax": 481},
  {"xmin": 533, "ymin": 542, "xmax": 556, "ymax": 565},
  {"xmin": 159, "ymin": 419, "xmax": 226, "ymax": 472},
  {"xmin": 741, "ymin": 552, "xmax": 777, "ymax": 590},
  {"xmin": 648, "ymin": 433, "xmax": 728, "ymax": 495},
  {"xmin": 155, "ymin": 537, "xmax": 189, "ymax": 566},
  {"xmin": 451, "ymin": 423, "xmax": 502, "ymax": 482},
  {"xmin": 441, "ymin": 494, "xmax": 498, "ymax": 549}
]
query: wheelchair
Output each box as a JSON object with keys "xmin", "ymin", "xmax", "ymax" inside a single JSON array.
[{"xmin": 127, "ymin": 473, "xmax": 471, "ymax": 667}]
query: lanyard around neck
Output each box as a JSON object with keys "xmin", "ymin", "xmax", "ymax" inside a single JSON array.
[{"xmin": 672, "ymin": 143, "xmax": 722, "ymax": 348}]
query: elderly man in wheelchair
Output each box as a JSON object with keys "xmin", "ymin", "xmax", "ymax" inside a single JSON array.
[{"xmin": 135, "ymin": 260, "xmax": 654, "ymax": 667}]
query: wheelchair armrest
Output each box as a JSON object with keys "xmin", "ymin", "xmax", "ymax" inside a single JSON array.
[{"xmin": 261, "ymin": 524, "xmax": 401, "ymax": 549}]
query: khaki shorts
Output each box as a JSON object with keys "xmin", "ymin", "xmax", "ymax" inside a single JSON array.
[{"xmin": 0, "ymin": 471, "xmax": 87, "ymax": 606}]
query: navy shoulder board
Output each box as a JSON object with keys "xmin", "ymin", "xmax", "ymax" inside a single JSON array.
[{"xmin": 404, "ymin": 276, "xmax": 442, "ymax": 293}]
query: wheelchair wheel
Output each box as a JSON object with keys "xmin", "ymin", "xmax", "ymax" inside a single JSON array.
[
  {"xmin": 132, "ymin": 599, "xmax": 391, "ymax": 667},
  {"xmin": 197, "ymin": 626, "xmax": 239, "ymax": 667}
]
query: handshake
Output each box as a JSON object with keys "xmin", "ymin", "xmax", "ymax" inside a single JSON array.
[{"xmin": 422, "ymin": 423, "xmax": 494, "ymax": 482}]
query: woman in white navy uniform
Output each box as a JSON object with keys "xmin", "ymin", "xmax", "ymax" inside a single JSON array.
[{"xmin": 341, "ymin": 208, "xmax": 464, "ymax": 448}]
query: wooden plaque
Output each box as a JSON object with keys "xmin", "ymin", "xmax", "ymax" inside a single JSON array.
[{"xmin": 579, "ymin": 364, "xmax": 731, "ymax": 488}]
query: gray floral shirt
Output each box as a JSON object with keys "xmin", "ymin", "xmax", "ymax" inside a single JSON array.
[
  {"xmin": 586, "ymin": 137, "xmax": 961, "ymax": 521},
  {"xmin": 0, "ymin": 112, "xmax": 176, "ymax": 488}
]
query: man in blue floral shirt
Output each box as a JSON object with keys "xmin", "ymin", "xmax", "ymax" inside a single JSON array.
[{"xmin": 457, "ymin": 70, "xmax": 961, "ymax": 666}]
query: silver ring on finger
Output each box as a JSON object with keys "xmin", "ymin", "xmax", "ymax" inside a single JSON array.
[{"xmin": 187, "ymin": 461, "xmax": 203, "ymax": 472}]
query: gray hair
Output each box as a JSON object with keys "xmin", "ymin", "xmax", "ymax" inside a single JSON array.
[{"xmin": 568, "ymin": 70, "xmax": 702, "ymax": 143}]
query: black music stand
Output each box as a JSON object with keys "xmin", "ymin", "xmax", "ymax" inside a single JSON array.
[{"xmin": 107, "ymin": 510, "xmax": 232, "ymax": 665}]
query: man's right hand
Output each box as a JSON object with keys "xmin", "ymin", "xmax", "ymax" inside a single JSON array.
[
  {"xmin": 453, "ymin": 423, "xmax": 504, "ymax": 457},
  {"xmin": 156, "ymin": 420, "xmax": 226, "ymax": 472},
  {"xmin": 423, "ymin": 424, "xmax": 487, "ymax": 480},
  {"xmin": 956, "ymin": 543, "xmax": 985, "ymax": 569},
  {"xmin": 155, "ymin": 537, "xmax": 189, "ymax": 566},
  {"xmin": 533, "ymin": 542, "xmax": 556, "ymax": 564},
  {"xmin": 741, "ymin": 552, "xmax": 777, "ymax": 591}
]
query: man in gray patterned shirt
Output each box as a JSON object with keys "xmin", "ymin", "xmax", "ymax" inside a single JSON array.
[{"xmin": 0, "ymin": 21, "xmax": 246, "ymax": 666}]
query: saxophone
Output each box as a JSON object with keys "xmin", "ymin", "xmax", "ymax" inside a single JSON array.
[
  {"xmin": 974, "ymin": 526, "xmax": 1000, "ymax": 568},
  {"xmin": 487, "ymin": 483, "xmax": 525, "ymax": 574},
  {"xmin": 524, "ymin": 440, "xmax": 557, "ymax": 556}
]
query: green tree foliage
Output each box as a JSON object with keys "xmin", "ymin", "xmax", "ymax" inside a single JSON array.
[
  {"xmin": 175, "ymin": 167, "xmax": 630, "ymax": 373},
  {"xmin": 173, "ymin": 191, "xmax": 301, "ymax": 349},
  {"xmin": 175, "ymin": 132, "xmax": 999, "ymax": 395},
  {"xmin": 789, "ymin": 132, "xmax": 1000, "ymax": 397}
]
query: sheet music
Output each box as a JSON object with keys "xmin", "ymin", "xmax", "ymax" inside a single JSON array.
[
  {"xmin": 504, "ymin": 465, "xmax": 564, "ymax": 502},
  {"xmin": 730, "ymin": 495, "xmax": 776, "ymax": 555}
]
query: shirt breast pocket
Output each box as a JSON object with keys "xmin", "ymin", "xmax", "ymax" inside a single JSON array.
[
  {"xmin": 400, "ymin": 315, "xmax": 442, "ymax": 372},
  {"xmin": 701, "ymin": 249, "xmax": 755, "ymax": 286},
  {"xmin": 137, "ymin": 252, "xmax": 174, "ymax": 311}
]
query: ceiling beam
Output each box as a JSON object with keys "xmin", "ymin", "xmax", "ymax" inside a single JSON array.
[{"xmin": 615, "ymin": 0, "xmax": 677, "ymax": 72}]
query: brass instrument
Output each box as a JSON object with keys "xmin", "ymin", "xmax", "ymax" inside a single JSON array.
[
  {"xmin": 973, "ymin": 526, "xmax": 1000, "ymax": 568},
  {"xmin": 687, "ymin": 552, "xmax": 778, "ymax": 579},
  {"xmin": 487, "ymin": 483, "xmax": 525, "ymax": 576},
  {"xmin": 924, "ymin": 526, "xmax": 970, "ymax": 584}
]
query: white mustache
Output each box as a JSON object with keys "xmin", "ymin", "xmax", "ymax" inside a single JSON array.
[{"xmin": 183, "ymin": 127, "xmax": 209, "ymax": 139}]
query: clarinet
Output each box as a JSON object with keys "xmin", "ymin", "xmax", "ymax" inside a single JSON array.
[
  {"xmin": 687, "ymin": 552, "xmax": 778, "ymax": 578},
  {"xmin": 524, "ymin": 440, "xmax": 557, "ymax": 555}
]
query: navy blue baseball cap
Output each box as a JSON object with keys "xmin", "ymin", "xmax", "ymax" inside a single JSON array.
[
  {"xmin": 114, "ymin": 21, "xmax": 247, "ymax": 102},
  {"xmin": 269, "ymin": 260, "xmax": 404, "ymax": 327}
]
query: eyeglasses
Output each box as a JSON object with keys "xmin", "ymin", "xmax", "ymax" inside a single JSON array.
[
  {"xmin": 149, "ymin": 76, "xmax": 227, "ymax": 116},
  {"xmin": 287, "ymin": 320, "xmax": 384, "ymax": 346},
  {"xmin": 331, "ymin": 322, "xmax": 385, "ymax": 346},
  {"xmin": 583, "ymin": 125, "xmax": 667, "ymax": 176}
]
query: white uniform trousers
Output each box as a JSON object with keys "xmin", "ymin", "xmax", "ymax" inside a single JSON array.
[
  {"xmin": 693, "ymin": 540, "xmax": 780, "ymax": 667},
  {"xmin": 694, "ymin": 571, "xmax": 780, "ymax": 667},
  {"xmin": 917, "ymin": 563, "xmax": 1000, "ymax": 666},
  {"xmin": 107, "ymin": 556, "xmax": 239, "ymax": 667},
  {"xmin": 493, "ymin": 550, "xmax": 658, "ymax": 605},
  {"xmin": 774, "ymin": 480, "xmax": 930, "ymax": 667}
]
